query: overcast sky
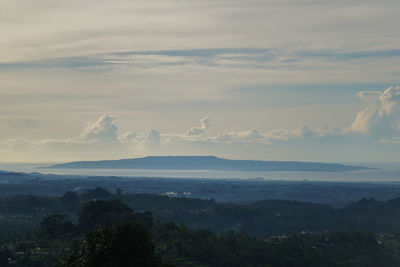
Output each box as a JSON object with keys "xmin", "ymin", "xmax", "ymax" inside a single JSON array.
[{"xmin": 1, "ymin": 0, "xmax": 400, "ymax": 163}]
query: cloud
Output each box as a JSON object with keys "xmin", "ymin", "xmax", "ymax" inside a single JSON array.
[
  {"xmin": 378, "ymin": 138, "xmax": 400, "ymax": 144},
  {"xmin": 1, "ymin": 1, "xmax": 400, "ymax": 94},
  {"xmin": 146, "ymin": 129, "xmax": 161, "ymax": 144},
  {"xmin": 2, "ymin": 114, "xmax": 333, "ymax": 162},
  {"xmin": 3, "ymin": 86, "xmax": 400, "ymax": 163},
  {"xmin": 77, "ymin": 115, "xmax": 163, "ymax": 149},
  {"xmin": 378, "ymin": 86, "xmax": 400, "ymax": 116},
  {"xmin": 119, "ymin": 132, "xmax": 137, "ymax": 142},
  {"xmin": 186, "ymin": 117, "xmax": 210, "ymax": 136},
  {"xmin": 1, "ymin": 1, "xmax": 400, "ymax": 166},
  {"xmin": 211, "ymin": 129, "xmax": 264, "ymax": 144},
  {"xmin": 80, "ymin": 115, "xmax": 118, "ymax": 142},
  {"xmin": 1, "ymin": 0, "xmax": 400, "ymax": 64},
  {"xmin": 351, "ymin": 87, "xmax": 400, "ymax": 134},
  {"xmin": 357, "ymin": 90, "xmax": 381, "ymax": 100},
  {"xmin": 350, "ymin": 108, "xmax": 378, "ymax": 134},
  {"xmin": 208, "ymin": 125, "xmax": 345, "ymax": 145}
]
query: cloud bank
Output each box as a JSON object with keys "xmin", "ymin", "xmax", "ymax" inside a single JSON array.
[{"xmin": 2, "ymin": 86, "xmax": 400, "ymax": 162}]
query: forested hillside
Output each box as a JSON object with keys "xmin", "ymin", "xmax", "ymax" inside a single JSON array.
[{"xmin": 2, "ymin": 188, "xmax": 400, "ymax": 266}]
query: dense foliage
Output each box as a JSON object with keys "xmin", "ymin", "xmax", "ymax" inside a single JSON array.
[
  {"xmin": 2, "ymin": 188, "xmax": 400, "ymax": 266},
  {"xmin": 155, "ymin": 224, "xmax": 397, "ymax": 267},
  {"xmin": 58, "ymin": 222, "xmax": 167, "ymax": 267}
]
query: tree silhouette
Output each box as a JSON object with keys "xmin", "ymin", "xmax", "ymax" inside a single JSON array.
[
  {"xmin": 40, "ymin": 214, "xmax": 76, "ymax": 239},
  {"xmin": 58, "ymin": 222, "xmax": 169, "ymax": 267}
]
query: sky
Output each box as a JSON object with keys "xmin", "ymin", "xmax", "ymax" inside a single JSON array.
[{"xmin": 1, "ymin": 0, "xmax": 400, "ymax": 163}]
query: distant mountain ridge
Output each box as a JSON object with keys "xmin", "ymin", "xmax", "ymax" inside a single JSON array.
[{"xmin": 46, "ymin": 156, "xmax": 369, "ymax": 172}]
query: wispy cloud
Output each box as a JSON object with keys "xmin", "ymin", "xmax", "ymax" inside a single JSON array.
[{"xmin": 1, "ymin": 0, "xmax": 399, "ymax": 63}]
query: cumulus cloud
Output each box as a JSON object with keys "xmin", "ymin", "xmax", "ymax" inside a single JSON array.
[
  {"xmin": 208, "ymin": 125, "xmax": 345, "ymax": 145},
  {"xmin": 78, "ymin": 116, "xmax": 163, "ymax": 148},
  {"xmin": 212, "ymin": 129, "xmax": 264, "ymax": 144},
  {"xmin": 0, "ymin": 115, "xmax": 166, "ymax": 162},
  {"xmin": 80, "ymin": 115, "xmax": 118, "ymax": 142},
  {"xmin": 350, "ymin": 108, "xmax": 378, "ymax": 134},
  {"xmin": 357, "ymin": 91, "xmax": 382, "ymax": 100},
  {"xmin": 378, "ymin": 86, "xmax": 400, "ymax": 116},
  {"xmin": 3, "ymin": 86, "xmax": 400, "ymax": 163},
  {"xmin": 264, "ymin": 126, "xmax": 344, "ymax": 142},
  {"xmin": 119, "ymin": 132, "xmax": 137, "ymax": 142},
  {"xmin": 146, "ymin": 129, "xmax": 161, "ymax": 144},
  {"xmin": 186, "ymin": 117, "xmax": 210, "ymax": 136},
  {"xmin": 351, "ymin": 87, "xmax": 400, "ymax": 134},
  {"xmin": 3, "ymin": 113, "xmax": 342, "ymax": 162}
]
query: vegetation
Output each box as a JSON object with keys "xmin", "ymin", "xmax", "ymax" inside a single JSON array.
[
  {"xmin": 2, "ymin": 188, "xmax": 400, "ymax": 266},
  {"xmin": 58, "ymin": 222, "xmax": 168, "ymax": 267}
]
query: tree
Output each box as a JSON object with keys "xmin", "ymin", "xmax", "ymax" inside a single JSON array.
[
  {"xmin": 116, "ymin": 188, "xmax": 122, "ymax": 196},
  {"xmin": 58, "ymin": 222, "xmax": 169, "ymax": 267},
  {"xmin": 82, "ymin": 187, "xmax": 112, "ymax": 200},
  {"xmin": 61, "ymin": 191, "xmax": 80, "ymax": 212},
  {"xmin": 78, "ymin": 199, "xmax": 153, "ymax": 232},
  {"xmin": 39, "ymin": 214, "xmax": 76, "ymax": 239},
  {"xmin": 0, "ymin": 249, "xmax": 11, "ymax": 266}
]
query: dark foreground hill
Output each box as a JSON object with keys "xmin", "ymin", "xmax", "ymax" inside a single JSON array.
[
  {"xmin": 3, "ymin": 191, "xmax": 400, "ymax": 267},
  {"xmin": 47, "ymin": 156, "xmax": 368, "ymax": 172},
  {"xmin": 3, "ymin": 190, "xmax": 400, "ymax": 266}
]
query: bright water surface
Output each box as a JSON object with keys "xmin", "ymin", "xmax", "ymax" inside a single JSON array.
[{"xmin": 0, "ymin": 163, "xmax": 399, "ymax": 182}]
